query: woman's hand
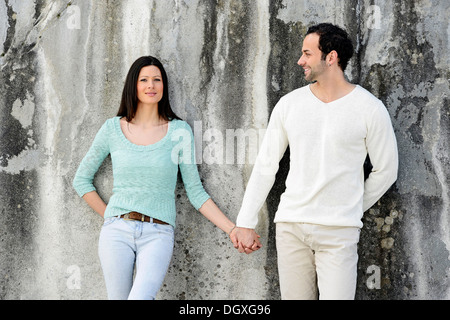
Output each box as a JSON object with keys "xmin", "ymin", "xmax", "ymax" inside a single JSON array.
[{"xmin": 233, "ymin": 227, "xmax": 262, "ymax": 254}]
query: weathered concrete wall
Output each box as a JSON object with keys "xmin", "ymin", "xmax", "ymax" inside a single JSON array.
[{"xmin": 0, "ymin": 0, "xmax": 448, "ymax": 300}]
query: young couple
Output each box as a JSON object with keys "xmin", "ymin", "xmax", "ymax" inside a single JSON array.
[{"xmin": 73, "ymin": 23, "xmax": 398, "ymax": 300}]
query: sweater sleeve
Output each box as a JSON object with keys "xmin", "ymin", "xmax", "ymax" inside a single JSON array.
[
  {"xmin": 72, "ymin": 120, "xmax": 111, "ymax": 197},
  {"xmin": 175, "ymin": 121, "xmax": 211, "ymax": 210},
  {"xmin": 363, "ymin": 103, "xmax": 399, "ymax": 211},
  {"xmin": 236, "ymin": 103, "xmax": 289, "ymax": 228}
]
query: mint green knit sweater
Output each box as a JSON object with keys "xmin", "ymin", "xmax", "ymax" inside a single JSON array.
[{"xmin": 73, "ymin": 117, "xmax": 210, "ymax": 227}]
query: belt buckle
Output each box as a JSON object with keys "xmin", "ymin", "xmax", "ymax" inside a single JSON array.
[{"xmin": 123, "ymin": 213, "xmax": 132, "ymax": 221}]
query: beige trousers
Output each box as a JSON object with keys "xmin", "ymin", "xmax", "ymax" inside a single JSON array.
[{"xmin": 276, "ymin": 222, "xmax": 360, "ymax": 300}]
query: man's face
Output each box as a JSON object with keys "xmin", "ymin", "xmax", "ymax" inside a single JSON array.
[{"xmin": 297, "ymin": 33, "xmax": 327, "ymax": 82}]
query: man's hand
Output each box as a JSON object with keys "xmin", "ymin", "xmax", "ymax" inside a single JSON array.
[{"xmin": 233, "ymin": 227, "xmax": 262, "ymax": 254}]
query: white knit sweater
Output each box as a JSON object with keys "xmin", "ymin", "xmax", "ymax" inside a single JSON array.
[{"xmin": 236, "ymin": 85, "xmax": 398, "ymax": 229}]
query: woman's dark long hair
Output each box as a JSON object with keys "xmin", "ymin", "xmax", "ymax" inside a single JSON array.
[{"xmin": 117, "ymin": 56, "xmax": 181, "ymax": 122}]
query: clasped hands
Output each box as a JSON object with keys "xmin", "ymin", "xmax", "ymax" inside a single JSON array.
[{"xmin": 229, "ymin": 227, "xmax": 262, "ymax": 254}]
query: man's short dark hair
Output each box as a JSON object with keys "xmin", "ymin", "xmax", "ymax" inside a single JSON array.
[{"xmin": 306, "ymin": 23, "xmax": 354, "ymax": 72}]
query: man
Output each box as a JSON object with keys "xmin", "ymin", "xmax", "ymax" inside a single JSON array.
[{"xmin": 234, "ymin": 23, "xmax": 398, "ymax": 300}]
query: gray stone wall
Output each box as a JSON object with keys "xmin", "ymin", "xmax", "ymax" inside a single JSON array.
[{"xmin": 0, "ymin": 0, "xmax": 448, "ymax": 299}]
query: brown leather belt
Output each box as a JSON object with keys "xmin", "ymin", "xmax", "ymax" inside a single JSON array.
[{"xmin": 119, "ymin": 212, "xmax": 168, "ymax": 225}]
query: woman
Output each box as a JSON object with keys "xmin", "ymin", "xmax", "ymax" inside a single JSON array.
[{"xmin": 72, "ymin": 56, "xmax": 252, "ymax": 299}]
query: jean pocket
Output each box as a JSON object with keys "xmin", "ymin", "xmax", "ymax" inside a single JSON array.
[
  {"xmin": 102, "ymin": 216, "xmax": 119, "ymax": 227},
  {"xmin": 154, "ymin": 223, "xmax": 174, "ymax": 235}
]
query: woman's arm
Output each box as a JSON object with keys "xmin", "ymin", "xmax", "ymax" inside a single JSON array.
[
  {"xmin": 176, "ymin": 122, "xmax": 261, "ymax": 251},
  {"xmin": 198, "ymin": 199, "xmax": 235, "ymax": 233},
  {"xmin": 82, "ymin": 191, "xmax": 107, "ymax": 218},
  {"xmin": 73, "ymin": 121, "xmax": 111, "ymax": 199}
]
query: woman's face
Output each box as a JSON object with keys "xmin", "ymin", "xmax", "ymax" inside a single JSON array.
[{"xmin": 136, "ymin": 65, "xmax": 164, "ymax": 106}]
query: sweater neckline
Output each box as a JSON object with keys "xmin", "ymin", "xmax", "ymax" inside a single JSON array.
[
  {"xmin": 114, "ymin": 116, "xmax": 174, "ymax": 150},
  {"xmin": 307, "ymin": 84, "xmax": 360, "ymax": 105}
]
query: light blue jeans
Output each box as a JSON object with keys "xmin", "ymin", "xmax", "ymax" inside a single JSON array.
[{"xmin": 98, "ymin": 216, "xmax": 174, "ymax": 300}]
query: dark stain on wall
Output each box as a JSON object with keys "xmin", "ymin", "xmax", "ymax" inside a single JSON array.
[
  {"xmin": 0, "ymin": 1, "xmax": 41, "ymax": 298},
  {"xmin": 355, "ymin": 1, "xmax": 449, "ymax": 299}
]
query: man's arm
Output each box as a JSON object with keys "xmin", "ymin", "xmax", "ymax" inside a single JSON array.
[
  {"xmin": 235, "ymin": 103, "xmax": 289, "ymax": 249},
  {"xmin": 363, "ymin": 103, "xmax": 399, "ymax": 211}
]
